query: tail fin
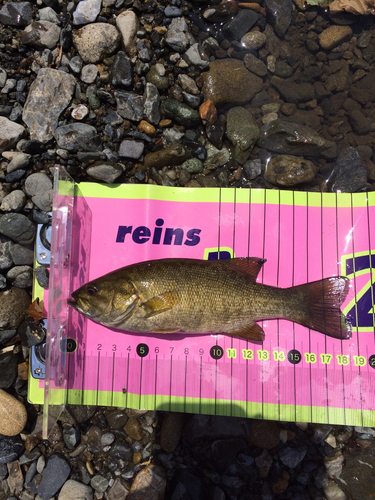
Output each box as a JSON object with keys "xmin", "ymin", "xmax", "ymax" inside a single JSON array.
[{"xmin": 291, "ymin": 277, "xmax": 352, "ymax": 339}]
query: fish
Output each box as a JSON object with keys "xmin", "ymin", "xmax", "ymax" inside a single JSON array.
[{"xmin": 68, "ymin": 257, "xmax": 352, "ymax": 341}]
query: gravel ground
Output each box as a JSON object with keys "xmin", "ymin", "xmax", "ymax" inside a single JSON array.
[{"xmin": 0, "ymin": 0, "xmax": 375, "ymax": 499}]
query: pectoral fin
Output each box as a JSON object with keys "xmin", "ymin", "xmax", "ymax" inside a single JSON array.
[
  {"xmin": 230, "ymin": 322, "xmax": 265, "ymax": 341},
  {"xmin": 141, "ymin": 291, "xmax": 180, "ymax": 318}
]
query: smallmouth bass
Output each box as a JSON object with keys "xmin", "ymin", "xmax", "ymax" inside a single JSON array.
[{"xmin": 68, "ymin": 258, "xmax": 352, "ymax": 341}]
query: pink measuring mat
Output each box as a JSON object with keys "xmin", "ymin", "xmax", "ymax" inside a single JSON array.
[{"xmin": 30, "ymin": 176, "xmax": 375, "ymax": 427}]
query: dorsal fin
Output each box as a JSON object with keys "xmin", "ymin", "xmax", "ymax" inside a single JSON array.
[{"xmin": 218, "ymin": 257, "xmax": 266, "ymax": 282}]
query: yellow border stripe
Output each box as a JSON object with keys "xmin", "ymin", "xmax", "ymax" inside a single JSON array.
[
  {"xmin": 74, "ymin": 184, "xmax": 373, "ymax": 208},
  {"xmin": 27, "ymin": 384, "xmax": 375, "ymax": 426}
]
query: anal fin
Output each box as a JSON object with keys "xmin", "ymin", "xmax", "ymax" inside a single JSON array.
[{"xmin": 229, "ymin": 322, "xmax": 265, "ymax": 341}]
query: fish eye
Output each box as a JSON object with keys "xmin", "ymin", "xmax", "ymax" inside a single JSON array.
[{"xmin": 86, "ymin": 285, "xmax": 98, "ymax": 296}]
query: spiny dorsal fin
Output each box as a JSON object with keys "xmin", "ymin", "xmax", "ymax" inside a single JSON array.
[{"xmin": 218, "ymin": 257, "xmax": 266, "ymax": 282}]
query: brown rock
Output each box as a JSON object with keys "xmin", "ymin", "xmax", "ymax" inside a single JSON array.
[
  {"xmin": 144, "ymin": 144, "xmax": 190, "ymax": 170},
  {"xmin": 138, "ymin": 120, "xmax": 156, "ymax": 137},
  {"xmin": 318, "ymin": 25, "xmax": 352, "ymax": 51},
  {"xmin": 124, "ymin": 417, "xmax": 144, "ymax": 441},
  {"xmin": 18, "ymin": 362, "xmax": 28, "ymax": 381},
  {"xmin": 264, "ymin": 154, "xmax": 316, "ymax": 186},
  {"xmin": 0, "ymin": 288, "xmax": 31, "ymax": 329},
  {"xmin": 202, "ymin": 59, "xmax": 263, "ymax": 106},
  {"xmin": 272, "ymin": 478, "xmax": 289, "ymax": 495},
  {"xmin": 364, "ymin": 157, "xmax": 375, "ymax": 181},
  {"xmin": 199, "ymin": 100, "xmax": 217, "ymax": 125},
  {"xmin": 127, "ymin": 465, "xmax": 166, "ymax": 500},
  {"xmin": 7, "ymin": 461, "xmax": 23, "ymax": 495},
  {"xmin": 160, "ymin": 413, "xmax": 185, "ymax": 453},
  {"xmin": 248, "ymin": 420, "xmax": 280, "ymax": 449},
  {"xmin": 107, "ymin": 477, "xmax": 131, "ymax": 500},
  {"xmin": 0, "ymin": 389, "xmax": 27, "ymax": 436},
  {"xmin": 159, "ymin": 119, "xmax": 172, "ymax": 128}
]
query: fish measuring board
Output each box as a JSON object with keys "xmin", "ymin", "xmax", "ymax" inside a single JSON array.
[{"xmin": 29, "ymin": 172, "xmax": 375, "ymax": 426}]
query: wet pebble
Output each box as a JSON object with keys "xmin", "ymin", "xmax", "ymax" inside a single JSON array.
[
  {"xmin": 91, "ymin": 475, "xmax": 109, "ymax": 493},
  {"xmin": 328, "ymin": 146, "xmax": 367, "ymax": 192},
  {"xmin": 226, "ymin": 106, "xmax": 259, "ymax": 163},
  {"xmin": 202, "ymin": 59, "xmax": 263, "ymax": 106},
  {"xmin": 264, "ymin": 154, "xmax": 316, "ymax": 186}
]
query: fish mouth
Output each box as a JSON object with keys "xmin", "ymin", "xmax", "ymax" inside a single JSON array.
[{"xmin": 68, "ymin": 297, "xmax": 91, "ymax": 315}]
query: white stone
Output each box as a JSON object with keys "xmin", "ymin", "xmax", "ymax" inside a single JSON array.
[
  {"xmin": 116, "ymin": 10, "xmax": 140, "ymax": 55},
  {"xmin": 71, "ymin": 104, "xmax": 89, "ymax": 121},
  {"xmin": 0, "ymin": 68, "xmax": 7, "ymax": 87},
  {"xmin": 73, "ymin": 0, "xmax": 102, "ymax": 25},
  {"xmin": 4, "ymin": 152, "xmax": 31, "ymax": 173},
  {"xmin": 21, "ymin": 20, "xmax": 61, "ymax": 49},
  {"xmin": 262, "ymin": 112, "xmax": 278, "ymax": 124},
  {"xmin": 58, "ymin": 480, "xmax": 93, "ymax": 500},
  {"xmin": 73, "ymin": 23, "xmax": 121, "ymax": 63},
  {"xmin": 0, "ymin": 117, "xmax": 25, "ymax": 154},
  {"xmin": 323, "ymin": 480, "xmax": 346, "ymax": 500},
  {"xmin": 324, "ymin": 451, "xmax": 345, "ymax": 479},
  {"xmin": 81, "ymin": 64, "xmax": 98, "ymax": 84},
  {"xmin": 0, "ymin": 190, "xmax": 26, "ymax": 212},
  {"xmin": 38, "ymin": 7, "xmax": 61, "ymax": 24},
  {"xmin": 22, "ymin": 68, "xmax": 76, "ymax": 143}
]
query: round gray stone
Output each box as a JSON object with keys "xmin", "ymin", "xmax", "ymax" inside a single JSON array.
[
  {"xmin": 119, "ymin": 140, "xmax": 144, "ymax": 159},
  {"xmin": 9, "ymin": 244, "xmax": 34, "ymax": 266},
  {"xmin": 24, "ymin": 173, "xmax": 52, "ymax": 197},
  {"xmin": 0, "ymin": 190, "xmax": 26, "ymax": 212},
  {"xmin": 0, "ymin": 213, "xmax": 36, "ymax": 245},
  {"xmin": 54, "ymin": 123, "xmax": 102, "ymax": 153},
  {"xmin": 86, "ymin": 162, "xmax": 123, "ymax": 183},
  {"xmin": 6, "ymin": 266, "xmax": 33, "ymax": 288},
  {"xmin": 81, "ymin": 64, "xmax": 98, "ymax": 84},
  {"xmin": 34, "ymin": 266, "xmax": 49, "ymax": 289},
  {"xmin": 73, "ymin": 0, "xmax": 101, "ymax": 25},
  {"xmin": 181, "ymin": 158, "xmax": 203, "ymax": 174}
]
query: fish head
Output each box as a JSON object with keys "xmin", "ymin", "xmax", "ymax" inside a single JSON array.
[{"xmin": 68, "ymin": 275, "xmax": 139, "ymax": 327}]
